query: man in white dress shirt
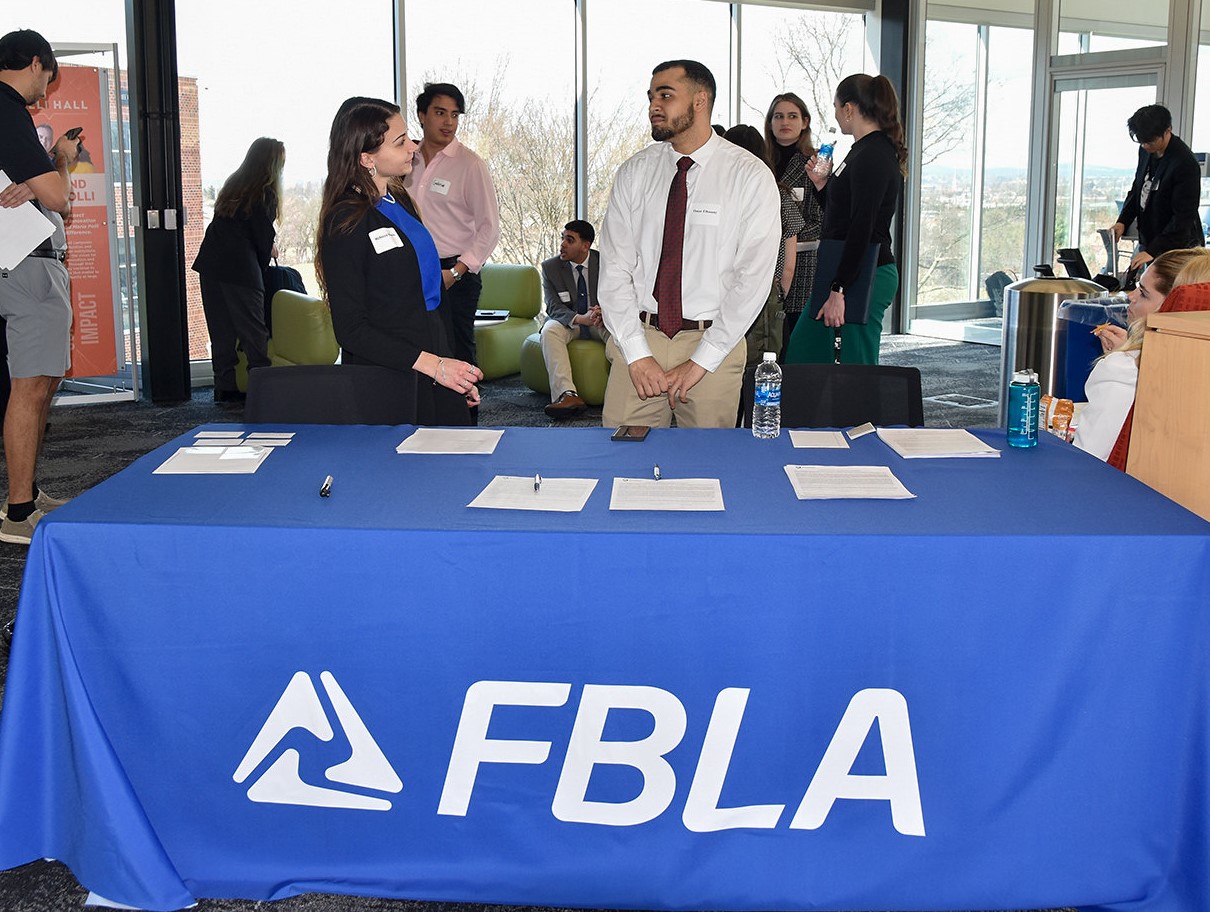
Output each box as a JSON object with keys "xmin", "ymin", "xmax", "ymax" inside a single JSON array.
[{"xmin": 598, "ymin": 59, "xmax": 780, "ymax": 428}]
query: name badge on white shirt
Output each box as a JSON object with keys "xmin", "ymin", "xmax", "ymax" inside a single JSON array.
[
  {"xmin": 430, "ymin": 178, "xmax": 451, "ymax": 195},
  {"xmin": 369, "ymin": 227, "xmax": 404, "ymax": 254},
  {"xmin": 558, "ymin": 291, "xmax": 571, "ymax": 303},
  {"xmin": 687, "ymin": 203, "xmax": 721, "ymax": 226}
]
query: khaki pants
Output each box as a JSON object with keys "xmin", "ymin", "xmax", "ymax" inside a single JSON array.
[
  {"xmin": 602, "ymin": 324, "xmax": 746, "ymax": 429},
  {"xmin": 539, "ymin": 319, "xmax": 607, "ymax": 401}
]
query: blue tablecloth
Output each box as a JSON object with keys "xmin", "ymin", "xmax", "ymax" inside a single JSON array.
[{"xmin": 1, "ymin": 426, "xmax": 1208, "ymax": 911}]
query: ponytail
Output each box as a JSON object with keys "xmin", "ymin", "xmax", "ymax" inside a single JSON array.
[{"xmin": 835, "ymin": 73, "xmax": 908, "ymax": 177}]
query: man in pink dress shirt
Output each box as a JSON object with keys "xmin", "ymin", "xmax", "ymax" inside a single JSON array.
[{"xmin": 406, "ymin": 83, "xmax": 501, "ymax": 370}]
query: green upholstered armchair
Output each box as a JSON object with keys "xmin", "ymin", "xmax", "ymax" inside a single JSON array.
[
  {"xmin": 519, "ymin": 332, "xmax": 610, "ymax": 406},
  {"xmin": 236, "ymin": 290, "xmax": 340, "ymax": 392},
  {"xmin": 473, "ymin": 263, "xmax": 542, "ymax": 380}
]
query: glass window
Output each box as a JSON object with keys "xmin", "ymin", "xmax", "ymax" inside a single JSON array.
[
  {"xmin": 1189, "ymin": 0, "xmax": 1210, "ymax": 243},
  {"xmin": 1058, "ymin": 0, "xmax": 1167, "ymax": 52},
  {"xmin": 915, "ymin": 21, "xmax": 978, "ymax": 312},
  {"xmin": 738, "ymin": 4, "xmax": 867, "ymax": 146},
  {"xmin": 978, "ymin": 27, "xmax": 1033, "ymax": 293},
  {"xmin": 405, "ymin": 0, "xmax": 573, "ymax": 267},
  {"xmin": 587, "ymin": 0, "xmax": 731, "ymax": 230},
  {"xmin": 177, "ymin": 0, "xmax": 395, "ymax": 362}
]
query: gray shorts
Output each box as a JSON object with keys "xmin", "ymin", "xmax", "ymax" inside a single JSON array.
[{"xmin": 0, "ymin": 257, "xmax": 73, "ymax": 379}]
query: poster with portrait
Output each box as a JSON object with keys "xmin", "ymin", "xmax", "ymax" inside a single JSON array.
[{"xmin": 29, "ymin": 65, "xmax": 119, "ymax": 378}]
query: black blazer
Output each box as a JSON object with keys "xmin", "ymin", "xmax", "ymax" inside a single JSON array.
[
  {"xmin": 191, "ymin": 201, "xmax": 275, "ymax": 289},
  {"xmin": 1117, "ymin": 135, "xmax": 1205, "ymax": 257},
  {"xmin": 320, "ymin": 200, "xmax": 468, "ymax": 426}
]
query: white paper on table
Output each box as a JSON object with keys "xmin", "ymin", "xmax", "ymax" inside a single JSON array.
[
  {"xmin": 784, "ymin": 464, "xmax": 916, "ymax": 500},
  {"xmin": 609, "ymin": 477, "xmax": 724, "ymax": 511},
  {"xmin": 847, "ymin": 422, "xmax": 876, "ymax": 439},
  {"xmin": 190, "ymin": 437, "xmax": 243, "ymax": 447},
  {"xmin": 396, "ymin": 428, "xmax": 504, "ymax": 454},
  {"xmin": 0, "ymin": 170, "xmax": 56, "ymax": 270},
  {"xmin": 789, "ymin": 430, "xmax": 849, "ymax": 449},
  {"xmin": 194, "ymin": 430, "xmax": 246, "ymax": 438},
  {"xmin": 469, "ymin": 475, "xmax": 598, "ymax": 512},
  {"xmin": 243, "ymin": 436, "xmax": 292, "ymax": 446},
  {"xmin": 876, "ymin": 427, "xmax": 1000, "ymax": 458},
  {"xmin": 152, "ymin": 445, "xmax": 271, "ymax": 474},
  {"xmin": 242, "ymin": 431, "xmax": 294, "ymax": 438}
]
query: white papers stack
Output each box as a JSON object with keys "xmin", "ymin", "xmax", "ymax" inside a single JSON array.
[
  {"xmin": 0, "ymin": 170, "xmax": 55, "ymax": 269},
  {"xmin": 876, "ymin": 428, "xmax": 1000, "ymax": 458},
  {"xmin": 784, "ymin": 465, "xmax": 915, "ymax": 500},
  {"xmin": 609, "ymin": 478, "xmax": 724, "ymax": 511},
  {"xmin": 242, "ymin": 432, "xmax": 294, "ymax": 447},
  {"xmin": 397, "ymin": 428, "xmax": 504, "ymax": 454},
  {"xmin": 153, "ymin": 446, "xmax": 271, "ymax": 475},
  {"xmin": 789, "ymin": 430, "xmax": 849, "ymax": 449},
  {"xmin": 469, "ymin": 476, "xmax": 597, "ymax": 512}
]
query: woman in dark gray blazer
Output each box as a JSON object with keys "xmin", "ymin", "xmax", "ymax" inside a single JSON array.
[
  {"xmin": 317, "ymin": 98, "xmax": 479, "ymax": 426},
  {"xmin": 191, "ymin": 137, "xmax": 283, "ymax": 402}
]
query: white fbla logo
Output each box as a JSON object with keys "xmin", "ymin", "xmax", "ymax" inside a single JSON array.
[
  {"xmin": 233, "ymin": 671, "xmax": 402, "ymax": 811},
  {"xmin": 439, "ymin": 684, "xmax": 924, "ymax": 836}
]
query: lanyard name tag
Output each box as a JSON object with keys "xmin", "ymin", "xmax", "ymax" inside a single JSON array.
[
  {"xmin": 431, "ymin": 178, "xmax": 451, "ymax": 195},
  {"xmin": 369, "ymin": 227, "xmax": 404, "ymax": 254}
]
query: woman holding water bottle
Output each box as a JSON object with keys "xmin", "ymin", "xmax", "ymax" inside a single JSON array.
[
  {"xmin": 785, "ymin": 74, "xmax": 906, "ymax": 366},
  {"xmin": 763, "ymin": 93, "xmax": 823, "ymax": 361}
]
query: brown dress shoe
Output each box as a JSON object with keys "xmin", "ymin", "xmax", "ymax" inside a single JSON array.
[{"xmin": 545, "ymin": 391, "xmax": 587, "ymax": 419}]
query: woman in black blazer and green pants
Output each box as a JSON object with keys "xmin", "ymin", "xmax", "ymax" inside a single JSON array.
[{"xmin": 317, "ymin": 98, "xmax": 481, "ymax": 426}]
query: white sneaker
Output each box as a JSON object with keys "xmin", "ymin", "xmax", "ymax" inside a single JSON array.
[{"xmin": 0, "ymin": 509, "xmax": 46, "ymax": 545}]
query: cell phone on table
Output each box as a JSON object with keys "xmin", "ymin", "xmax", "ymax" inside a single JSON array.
[
  {"xmin": 611, "ymin": 425, "xmax": 651, "ymax": 441},
  {"xmin": 64, "ymin": 127, "xmax": 84, "ymax": 140}
]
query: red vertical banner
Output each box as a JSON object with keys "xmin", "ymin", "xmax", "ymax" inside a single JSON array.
[{"xmin": 30, "ymin": 65, "xmax": 119, "ymax": 378}]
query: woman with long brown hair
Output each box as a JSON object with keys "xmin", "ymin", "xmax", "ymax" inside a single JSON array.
[
  {"xmin": 191, "ymin": 136, "xmax": 284, "ymax": 401},
  {"xmin": 763, "ymin": 92, "xmax": 823, "ymax": 360},
  {"xmin": 316, "ymin": 97, "xmax": 480, "ymax": 425},
  {"xmin": 786, "ymin": 74, "xmax": 907, "ymax": 365}
]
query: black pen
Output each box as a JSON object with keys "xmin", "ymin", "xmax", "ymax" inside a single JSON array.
[
  {"xmin": 654, "ymin": 464, "xmax": 661, "ymax": 481},
  {"xmin": 534, "ymin": 473, "xmax": 542, "ymax": 492},
  {"xmin": 320, "ymin": 475, "xmax": 333, "ymax": 497}
]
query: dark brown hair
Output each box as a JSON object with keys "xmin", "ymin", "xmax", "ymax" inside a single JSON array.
[
  {"xmin": 213, "ymin": 137, "xmax": 284, "ymax": 221},
  {"xmin": 836, "ymin": 74, "xmax": 908, "ymax": 177},
  {"xmin": 315, "ymin": 97, "xmax": 413, "ymax": 300},
  {"xmin": 763, "ymin": 93, "xmax": 814, "ymax": 164}
]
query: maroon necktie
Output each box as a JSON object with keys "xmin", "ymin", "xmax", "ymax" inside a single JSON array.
[{"xmin": 653, "ymin": 156, "xmax": 694, "ymax": 339}]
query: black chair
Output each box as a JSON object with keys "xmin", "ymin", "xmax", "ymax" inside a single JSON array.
[
  {"xmin": 739, "ymin": 363, "xmax": 924, "ymax": 429},
  {"xmin": 984, "ymin": 270, "xmax": 1014, "ymax": 317},
  {"xmin": 245, "ymin": 364, "xmax": 417, "ymax": 425}
]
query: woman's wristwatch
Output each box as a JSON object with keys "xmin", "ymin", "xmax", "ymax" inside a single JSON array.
[
  {"xmin": 449, "ymin": 266, "xmax": 463, "ymax": 283},
  {"xmin": 830, "ymin": 282, "xmax": 844, "ymax": 295}
]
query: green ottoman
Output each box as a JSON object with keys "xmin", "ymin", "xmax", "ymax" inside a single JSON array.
[{"xmin": 520, "ymin": 330, "xmax": 610, "ymax": 406}]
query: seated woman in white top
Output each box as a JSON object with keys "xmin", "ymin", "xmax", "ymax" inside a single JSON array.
[{"xmin": 1074, "ymin": 248, "xmax": 1210, "ymax": 460}]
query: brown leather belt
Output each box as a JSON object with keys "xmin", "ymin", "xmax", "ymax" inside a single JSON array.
[{"xmin": 640, "ymin": 311, "xmax": 712, "ymax": 332}]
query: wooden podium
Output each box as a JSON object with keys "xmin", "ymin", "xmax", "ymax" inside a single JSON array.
[{"xmin": 1127, "ymin": 310, "xmax": 1210, "ymax": 521}]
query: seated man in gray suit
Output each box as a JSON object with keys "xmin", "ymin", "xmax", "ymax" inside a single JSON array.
[{"xmin": 540, "ymin": 219, "xmax": 607, "ymax": 418}]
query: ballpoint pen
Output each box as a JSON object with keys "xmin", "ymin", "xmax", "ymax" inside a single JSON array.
[
  {"xmin": 320, "ymin": 475, "xmax": 333, "ymax": 497},
  {"xmin": 534, "ymin": 473, "xmax": 542, "ymax": 492},
  {"xmin": 653, "ymin": 464, "xmax": 661, "ymax": 481}
]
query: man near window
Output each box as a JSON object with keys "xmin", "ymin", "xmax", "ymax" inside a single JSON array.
[
  {"xmin": 0, "ymin": 30, "xmax": 77, "ymax": 544},
  {"xmin": 598, "ymin": 59, "xmax": 780, "ymax": 429},
  {"xmin": 407, "ymin": 83, "xmax": 500, "ymax": 370},
  {"xmin": 540, "ymin": 219, "xmax": 605, "ymax": 419},
  {"xmin": 1111, "ymin": 104, "xmax": 1205, "ymax": 273}
]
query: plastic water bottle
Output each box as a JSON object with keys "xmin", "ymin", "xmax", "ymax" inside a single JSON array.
[
  {"xmin": 813, "ymin": 131, "xmax": 837, "ymax": 176},
  {"xmin": 752, "ymin": 352, "xmax": 782, "ymax": 439},
  {"xmin": 1007, "ymin": 369, "xmax": 1040, "ymax": 448}
]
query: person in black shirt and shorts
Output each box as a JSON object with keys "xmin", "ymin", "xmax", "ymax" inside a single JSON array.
[{"xmin": 0, "ymin": 30, "xmax": 77, "ymax": 544}]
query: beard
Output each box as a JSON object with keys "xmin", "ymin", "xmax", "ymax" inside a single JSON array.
[{"xmin": 651, "ymin": 106, "xmax": 694, "ymax": 142}]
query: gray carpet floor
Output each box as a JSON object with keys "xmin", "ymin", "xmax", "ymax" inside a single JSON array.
[{"xmin": 0, "ymin": 336, "xmax": 1065, "ymax": 912}]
